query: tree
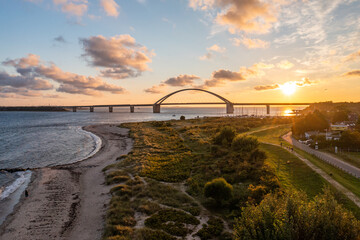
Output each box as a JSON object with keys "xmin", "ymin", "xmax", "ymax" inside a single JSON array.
[
  {"xmin": 355, "ymin": 118, "xmax": 360, "ymax": 132},
  {"xmin": 204, "ymin": 178, "xmax": 233, "ymax": 206},
  {"xmin": 292, "ymin": 110, "xmax": 329, "ymax": 136},
  {"xmin": 332, "ymin": 110, "xmax": 349, "ymax": 123},
  {"xmin": 234, "ymin": 189, "xmax": 360, "ymax": 240},
  {"xmin": 213, "ymin": 126, "xmax": 236, "ymax": 146},
  {"xmin": 339, "ymin": 131, "xmax": 360, "ymax": 149}
]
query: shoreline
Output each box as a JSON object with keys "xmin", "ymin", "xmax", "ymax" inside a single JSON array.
[{"xmin": 0, "ymin": 124, "xmax": 133, "ymax": 240}]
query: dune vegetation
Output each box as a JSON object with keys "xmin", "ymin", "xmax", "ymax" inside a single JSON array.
[{"xmin": 102, "ymin": 117, "xmax": 360, "ymax": 240}]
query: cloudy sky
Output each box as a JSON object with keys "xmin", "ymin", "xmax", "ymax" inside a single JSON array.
[{"xmin": 1, "ymin": 0, "xmax": 360, "ymax": 106}]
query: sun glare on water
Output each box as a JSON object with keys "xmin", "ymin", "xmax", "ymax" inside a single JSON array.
[
  {"xmin": 284, "ymin": 109, "xmax": 293, "ymax": 116},
  {"xmin": 280, "ymin": 82, "xmax": 297, "ymax": 96}
]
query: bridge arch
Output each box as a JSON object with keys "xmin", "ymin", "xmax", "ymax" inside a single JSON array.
[{"xmin": 153, "ymin": 88, "xmax": 234, "ymax": 114}]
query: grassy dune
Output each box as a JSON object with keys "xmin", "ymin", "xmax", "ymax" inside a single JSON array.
[{"xmin": 102, "ymin": 117, "xmax": 360, "ymax": 239}]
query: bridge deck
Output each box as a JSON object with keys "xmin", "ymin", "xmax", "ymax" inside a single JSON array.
[{"xmin": 54, "ymin": 102, "xmax": 311, "ymax": 108}]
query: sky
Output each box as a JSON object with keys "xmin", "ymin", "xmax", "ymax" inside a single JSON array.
[{"xmin": 0, "ymin": 0, "xmax": 360, "ymax": 106}]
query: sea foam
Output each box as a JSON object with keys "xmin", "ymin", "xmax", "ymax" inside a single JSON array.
[{"xmin": 0, "ymin": 171, "xmax": 32, "ymax": 200}]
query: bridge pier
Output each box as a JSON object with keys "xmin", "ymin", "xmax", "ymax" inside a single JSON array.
[
  {"xmin": 109, "ymin": 106, "xmax": 113, "ymax": 113},
  {"xmin": 226, "ymin": 103, "xmax": 234, "ymax": 114},
  {"xmin": 90, "ymin": 107, "xmax": 94, "ymax": 112},
  {"xmin": 266, "ymin": 105, "xmax": 270, "ymax": 115},
  {"xmin": 72, "ymin": 107, "xmax": 77, "ymax": 112},
  {"xmin": 153, "ymin": 104, "xmax": 161, "ymax": 113},
  {"xmin": 130, "ymin": 106, "xmax": 134, "ymax": 113}
]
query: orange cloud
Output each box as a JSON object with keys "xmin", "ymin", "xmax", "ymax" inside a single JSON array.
[
  {"xmin": 254, "ymin": 78, "xmax": 315, "ymax": 91},
  {"xmin": 80, "ymin": 35, "xmax": 155, "ymax": 79},
  {"xmin": 232, "ymin": 37, "xmax": 269, "ymax": 49},
  {"xmin": 254, "ymin": 84, "xmax": 279, "ymax": 91},
  {"xmin": 2, "ymin": 54, "xmax": 126, "ymax": 96},
  {"xmin": 190, "ymin": 0, "xmax": 284, "ymax": 34},
  {"xmin": 277, "ymin": 60, "xmax": 294, "ymax": 69},
  {"xmin": 144, "ymin": 75, "xmax": 200, "ymax": 94},
  {"xmin": 200, "ymin": 44, "xmax": 226, "ymax": 60},
  {"xmin": 207, "ymin": 44, "xmax": 226, "ymax": 53},
  {"xmin": 100, "ymin": 0, "xmax": 119, "ymax": 17},
  {"xmin": 53, "ymin": 0, "xmax": 88, "ymax": 17},
  {"xmin": 344, "ymin": 70, "xmax": 360, "ymax": 76},
  {"xmin": 144, "ymin": 84, "xmax": 166, "ymax": 94},
  {"xmin": 344, "ymin": 50, "xmax": 360, "ymax": 62}
]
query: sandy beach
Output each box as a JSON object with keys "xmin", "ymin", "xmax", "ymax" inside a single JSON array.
[{"xmin": 0, "ymin": 125, "xmax": 133, "ymax": 240}]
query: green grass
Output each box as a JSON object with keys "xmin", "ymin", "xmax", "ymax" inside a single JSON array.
[
  {"xmin": 261, "ymin": 143, "xmax": 326, "ymax": 198},
  {"xmin": 324, "ymin": 151, "xmax": 360, "ymax": 169},
  {"xmin": 292, "ymin": 147, "xmax": 360, "ymax": 219},
  {"xmin": 293, "ymin": 148, "xmax": 360, "ymax": 199},
  {"xmin": 250, "ymin": 124, "xmax": 291, "ymax": 145},
  {"xmin": 252, "ymin": 127, "xmax": 360, "ymax": 219}
]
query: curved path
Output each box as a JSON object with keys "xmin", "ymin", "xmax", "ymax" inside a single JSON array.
[{"xmin": 283, "ymin": 132, "xmax": 360, "ymax": 178}]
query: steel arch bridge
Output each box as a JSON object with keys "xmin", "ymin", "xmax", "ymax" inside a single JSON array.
[{"xmin": 152, "ymin": 88, "xmax": 234, "ymax": 114}]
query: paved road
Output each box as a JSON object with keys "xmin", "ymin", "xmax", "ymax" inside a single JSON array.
[{"xmin": 283, "ymin": 132, "xmax": 360, "ymax": 178}]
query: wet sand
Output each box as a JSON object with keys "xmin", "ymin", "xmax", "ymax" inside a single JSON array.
[{"xmin": 0, "ymin": 125, "xmax": 133, "ymax": 240}]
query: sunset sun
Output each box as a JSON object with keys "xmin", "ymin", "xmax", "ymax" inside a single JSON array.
[{"xmin": 280, "ymin": 82, "xmax": 297, "ymax": 96}]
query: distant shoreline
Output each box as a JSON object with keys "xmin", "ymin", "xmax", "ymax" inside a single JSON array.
[{"xmin": 0, "ymin": 106, "xmax": 68, "ymax": 112}]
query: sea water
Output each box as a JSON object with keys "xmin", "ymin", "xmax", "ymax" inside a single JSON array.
[{"xmin": 0, "ymin": 106, "xmax": 304, "ymax": 224}]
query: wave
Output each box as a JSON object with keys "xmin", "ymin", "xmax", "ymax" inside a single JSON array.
[
  {"xmin": 0, "ymin": 171, "xmax": 32, "ymax": 201},
  {"xmin": 77, "ymin": 127, "xmax": 102, "ymax": 161}
]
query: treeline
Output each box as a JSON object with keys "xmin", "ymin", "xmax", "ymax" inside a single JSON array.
[
  {"xmin": 292, "ymin": 110, "xmax": 329, "ymax": 136},
  {"xmin": 312, "ymin": 131, "xmax": 360, "ymax": 149},
  {"xmin": 0, "ymin": 106, "xmax": 67, "ymax": 111}
]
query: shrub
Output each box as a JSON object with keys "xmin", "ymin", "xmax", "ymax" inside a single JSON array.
[
  {"xmin": 135, "ymin": 229, "xmax": 176, "ymax": 240},
  {"xmin": 204, "ymin": 178, "xmax": 233, "ymax": 205},
  {"xmin": 104, "ymin": 225, "xmax": 133, "ymax": 239},
  {"xmin": 145, "ymin": 209, "xmax": 200, "ymax": 237},
  {"xmin": 231, "ymin": 135, "xmax": 259, "ymax": 153},
  {"xmin": 137, "ymin": 201, "xmax": 161, "ymax": 215},
  {"xmin": 106, "ymin": 170, "xmax": 130, "ymax": 184},
  {"xmin": 213, "ymin": 126, "xmax": 236, "ymax": 146},
  {"xmin": 234, "ymin": 189, "xmax": 360, "ymax": 240},
  {"xmin": 180, "ymin": 115, "xmax": 186, "ymax": 120},
  {"xmin": 110, "ymin": 184, "xmax": 132, "ymax": 196},
  {"xmin": 195, "ymin": 217, "xmax": 224, "ymax": 240}
]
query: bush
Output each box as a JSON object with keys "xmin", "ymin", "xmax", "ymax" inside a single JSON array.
[
  {"xmin": 135, "ymin": 229, "xmax": 176, "ymax": 240},
  {"xmin": 104, "ymin": 225, "xmax": 133, "ymax": 239},
  {"xmin": 231, "ymin": 135, "xmax": 259, "ymax": 152},
  {"xmin": 195, "ymin": 217, "xmax": 224, "ymax": 239},
  {"xmin": 213, "ymin": 126, "xmax": 237, "ymax": 146},
  {"xmin": 180, "ymin": 115, "xmax": 185, "ymax": 120},
  {"xmin": 145, "ymin": 209, "xmax": 200, "ymax": 237},
  {"xmin": 234, "ymin": 189, "xmax": 360, "ymax": 240},
  {"xmin": 204, "ymin": 178, "xmax": 233, "ymax": 205},
  {"xmin": 106, "ymin": 170, "xmax": 130, "ymax": 184}
]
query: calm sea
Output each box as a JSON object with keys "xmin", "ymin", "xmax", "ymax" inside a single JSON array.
[{"xmin": 0, "ymin": 106, "xmax": 303, "ymax": 224}]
